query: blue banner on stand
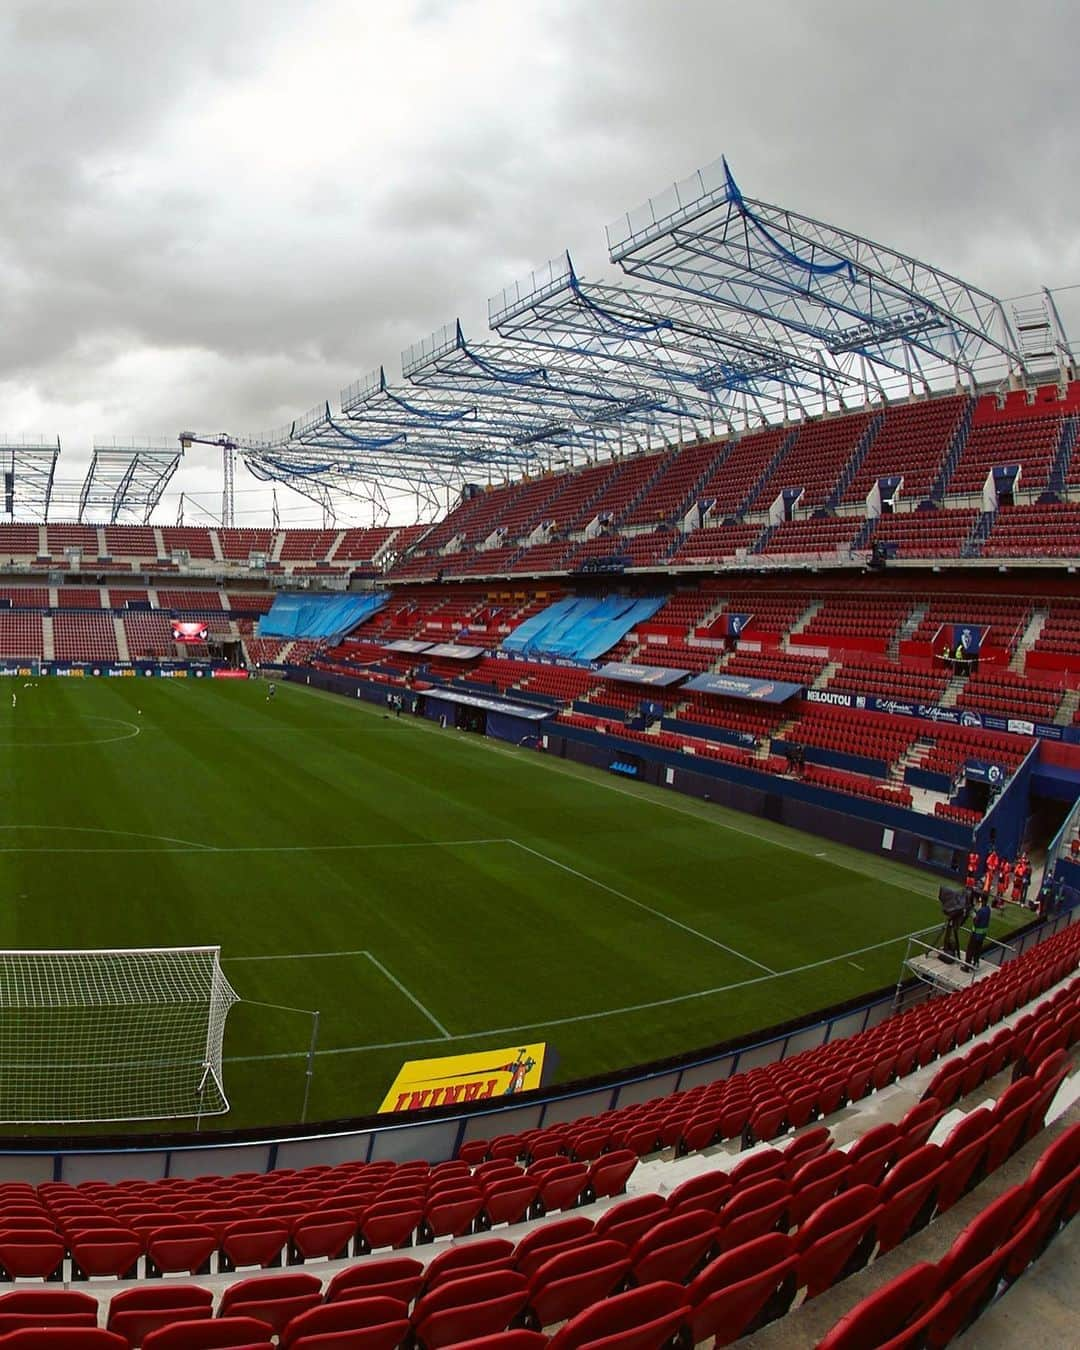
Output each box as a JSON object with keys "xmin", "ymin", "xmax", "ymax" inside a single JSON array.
[
  {"xmin": 596, "ymin": 661, "xmax": 690, "ymax": 688},
  {"xmin": 944, "ymin": 623, "xmax": 984, "ymax": 656},
  {"xmin": 685, "ymin": 672, "xmax": 804, "ymax": 704},
  {"xmin": 965, "ymin": 760, "xmax": 1006, "ymax": 786},
  {"xmin": 803, "ymin": 686, "xmax": 1064, "ymax": 741}
]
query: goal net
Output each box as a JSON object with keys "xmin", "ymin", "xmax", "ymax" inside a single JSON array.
[{"xmin": 0, "ymin": 947, "xmax": 239, "ymax": 1124}]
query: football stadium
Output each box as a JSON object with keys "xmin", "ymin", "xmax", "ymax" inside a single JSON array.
[{"xmin": 0, "ymin": 8, "xmax": 1077, "ymax": 1347}]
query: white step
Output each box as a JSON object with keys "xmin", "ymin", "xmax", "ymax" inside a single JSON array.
[
  {"xmin": 113, "ymin": 617, "xmax": 130, "ymax": 662},
  {"xmin": 785, "ymin": 599, "xmax": 823, "ymax": 641},
  {"xmin": 41, "ymin": 615, "xmax": 54, "ymax": 661},
  {"xmin": 1010, "ymin": 608, "xmax": 1048, "ymax": 673},
  {"xmin": 939, "ymin": 675, "xmax": 968, "ymax": 708}
]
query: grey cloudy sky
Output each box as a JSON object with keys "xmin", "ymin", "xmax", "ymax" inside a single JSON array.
[{"xmin": 1, "ymin": 0, "xmax": 1077, "ymax": 525}]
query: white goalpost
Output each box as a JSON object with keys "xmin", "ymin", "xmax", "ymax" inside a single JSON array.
[{"xmin": 0, "ymin": 946, "xmax": 239, "ymax": 1124}]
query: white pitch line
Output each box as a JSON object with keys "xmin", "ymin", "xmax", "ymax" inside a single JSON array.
[
  {"xmin": 287, "ymin": 680, "xmax": 939, "ymax": 903},
  {"xmin": 0, "ymin": 836, "xmax": 508, "ymax": 856},
  {"xmin": 224, "ymin": 922, "xmax": 944, "ymax": 1064},
  {"xmin": 224, "ymin": 949, "xmax": 371, "ymax": 963},
  {"xmin": 0, "ymin": 825, "xmax": 215, "ymax": 852},
  {"xmin": 363, "ymin": 951, "xmax": 451, "ymax": 1040},
  {"xmin": 0, "ymin": 716, "xmax": 142, "ymax": 748},
  {"xmin": 509, "ymin": 838, "xmax": 776, "ymax": 975},
  {"xmin": 206, "ymin": 838, "xmax": 506, "ymax": 856},
  {"xmin": 470, "ymin": 726, "xmax": 936, "ymax": 902}
]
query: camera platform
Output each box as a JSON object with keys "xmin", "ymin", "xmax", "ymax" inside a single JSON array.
[
  {"xmin": 904, "ymin": 948, "xmax": 997, "ymax": 995},
  {"xmin": 894, "ymin": 929, "xmax": 1015, "ymax": 1006}
]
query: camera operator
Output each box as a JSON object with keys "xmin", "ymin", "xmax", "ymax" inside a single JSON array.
[{"xmin": 964, "ymin": 893, "xmax": 992, "ymax": 969}]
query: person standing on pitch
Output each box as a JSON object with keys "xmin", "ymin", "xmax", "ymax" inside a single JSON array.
[
  {"xmin": 995, "ymin": 855, "xmax": 1011, "ymax": 909},
  {"xmin": 965, "ymin": 896, "xmax": 992, "ymax": 969},
  {"xmin": 983, "ymin": 846, "xmax": 999, "ymax": 895},
  {"xmin": 266, "ymin": 681, "xmax": 276, "ymax": 704}
]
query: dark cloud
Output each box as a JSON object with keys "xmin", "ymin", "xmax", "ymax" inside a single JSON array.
[{"xmin": 0, "ymin": 0, "xmax": 1076, "ymax": 522}]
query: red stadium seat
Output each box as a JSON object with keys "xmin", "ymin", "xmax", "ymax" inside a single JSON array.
[
  {"xmin": 218, "ymin": 1274, "xmax": 322, "ymax": 1338},
  {"xmin": 513, "ymin": 1216, "xmax": 594, "ymax": 1278},
  {"xmin": 686, "ymin": 1233, "xmax": 799, "ymax": 1346},
  {"xmin": 444, "ymin": 1336, "xmax": 546, "ymax": 1350},
  {"xmin": 144, "ymin": 1224, "xmax": 217, "ymax": 1277},
  {"xmin": 107, "ymin": 1286, "xmax": 214, "ymax": 1348},
  {"xmin": 68, "ymin": 1227, "xmax": 143, "ymax": 1280},
  {"xmin": 0, "ymin": 1290, "xmax": 99, "ymax": 1338},
  {"xmin": 545, "ymin": 1280, "xmax": 690, "ymax": 1350},
  {"xmin": 481, "ymin": 1177, "xmax": 539, "ymax": 1227},
  {"xmin": 629, "ymin": 1208, "xmax": 717, "ymax": 1285},
  {"xmin": 937, "ymin": 1183, "xmax": 1031, "ymax": 1285},
  {"xmin": 420, "ymin": 1239, "xmax": 515, "ymax": 1292},
  {"xmin": 357, "ymin": 1203, "xmax": 422, "ymax": 1254},
  {"xmin": 279, "ymin": 1296, "xmax": 408, "ymax": 1350},
  {"xmin": 289, "ymin": 1209, "xmax": 357, "ymax": 1262},
  {"xmin": 410, "ymin": 1271, "xmax": 529, "ymax": 1350},
  {"xmin": 326, "ymin": 1256, "xmax": 424, "ymax": 1306},
  {"xmin": 796, "ymin": 1185, "xmax": 882, "ymax": 1299},
  {"xmin": 817, "ymin": 1262, "xmax": 943, "ymax": 1349},
  {"xmin": 220, "ymin": 1219, "xmax": 289, "ymax": 1271},
  {"xmin": 142, "ymin": 1318, "xmax": 275, "ymax": 1350},
  {"xmin": 0, "ymin": 1231, "xmax": 66, "ymax": 1280},
  {"xmin": 523, "ymin": 1241, "xmax": 630, "ymax": 1330},
  {"xmin": 593, "ymin": 1194, "xmax": 665, "ymax": 1248},
  {"xmin": 586, "ymin": 1149, "xmax": 637, "ymax": 1199},
  {"xmin": 665, "ymin": 1170, "xmax": 732, "ymax": 1216},
  {"xmin": 0, "ymin": 1335, "xmax": 127, "ymax": 1350}
]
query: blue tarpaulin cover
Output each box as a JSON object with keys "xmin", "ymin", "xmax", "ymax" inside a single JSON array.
[
  {"xmin": 502, "ymin": 594, "xmax": 666, "ymax": 663},
  {"xmin": 260, "ymin": 591, "xmax": 389, "ymax": 641}
]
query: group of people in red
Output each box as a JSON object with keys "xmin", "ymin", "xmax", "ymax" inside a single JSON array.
[{"xmin": 965, "ymin": 845, "xmax": 1033, "ymax": 908}]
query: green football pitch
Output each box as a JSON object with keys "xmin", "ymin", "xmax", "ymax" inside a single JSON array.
[{"xmin": 0, "ymin": 677, "xmax": 1020, "ymax": 1135}]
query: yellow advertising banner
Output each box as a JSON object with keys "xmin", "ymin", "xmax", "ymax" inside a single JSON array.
[{"xmin": 379, "ymin": 1042, "xmax": 547, "ymax": 1114}]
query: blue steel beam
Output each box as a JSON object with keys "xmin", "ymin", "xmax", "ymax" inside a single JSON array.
[{"xmin": 607, "ymin": 157, "xmax": 1023, "ymax": 386}]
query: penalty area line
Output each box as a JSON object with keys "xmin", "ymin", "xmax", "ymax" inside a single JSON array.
[
  {"xmin": 363, "ymin": 951, "xmax": 452, "ymax": 1040},
  {"xmin": 508, "ymin": 838, "xmax": 776, "ymax": 976},
  {"xmin": 226, "ymin": 947, "xmax": 452, "ymax": 1039},
  {"xmin": 225, "ymin": 923, "xmax": 941, "ymax": 1065}
]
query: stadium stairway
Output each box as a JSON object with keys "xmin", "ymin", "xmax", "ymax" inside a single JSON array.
[
  {"xmin": 1045, "ymin": 412, "xmax": 1079, "ymax": 496},
  {"xmin": 929, "ymin": 397, "xmax": 977, "ymax": 502},
  {"xmin": 1010, "ymin": 608, "xmax": 1049, "ymax": 673},
  {"xmin": 113, "ymin": 617, "xmax": 130, "ymax": 662},
  {"xmin": 779, "ymin": 598, "xmax": 822, "ymax": 645},
  {"xmin": 959, "ymin": 509, "xmax": 996, "ymax": 559}
]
